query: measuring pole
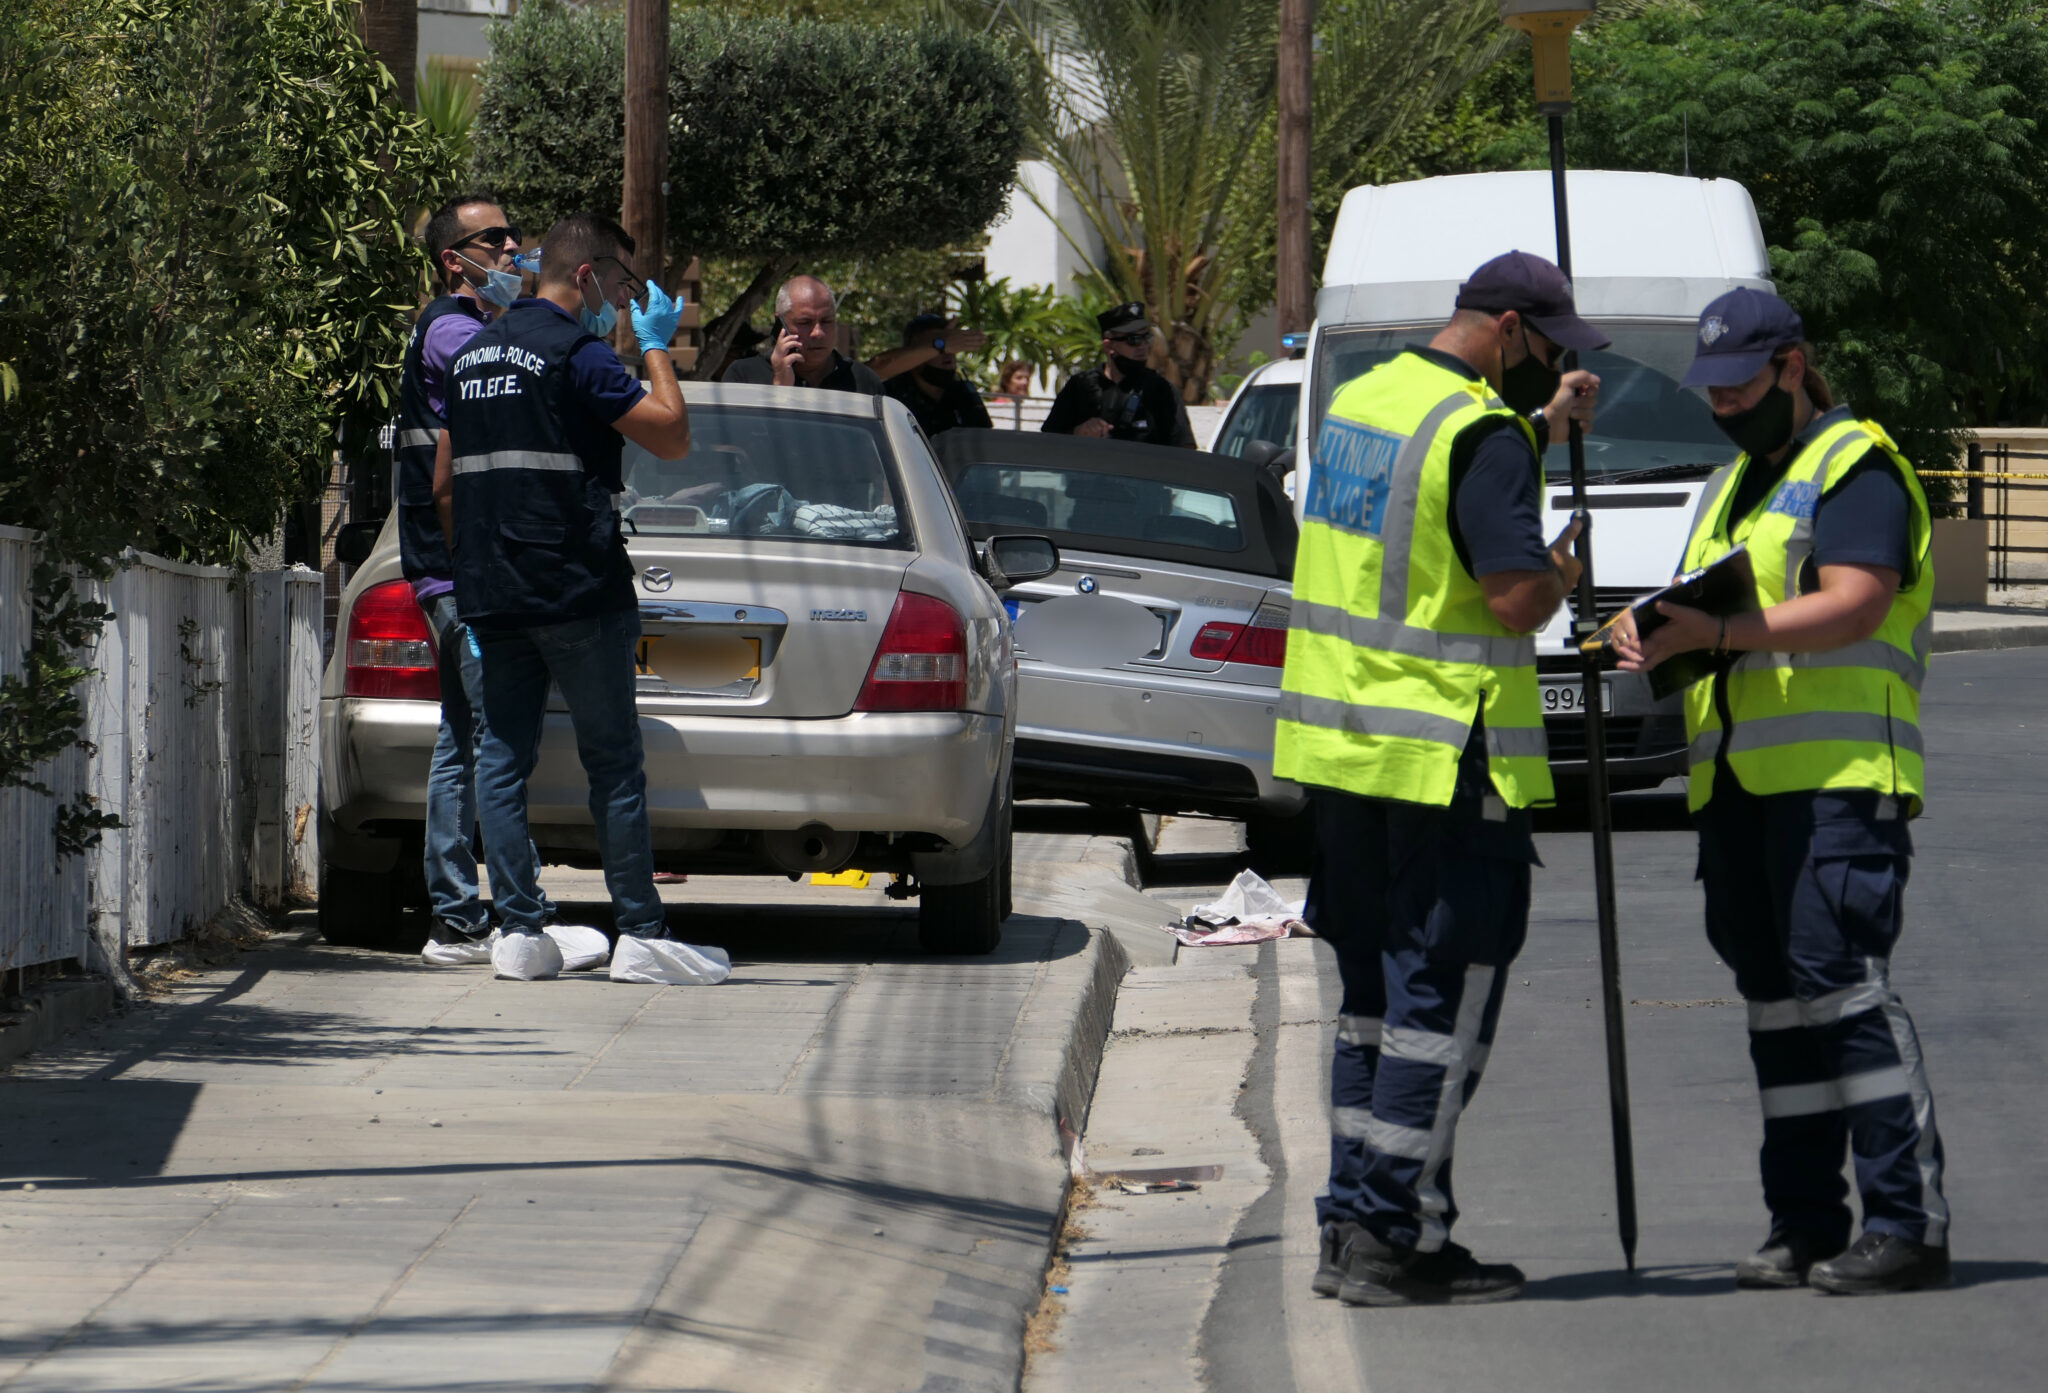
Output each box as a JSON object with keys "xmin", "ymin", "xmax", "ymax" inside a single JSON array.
[{"xmin": 1502, "ymin": 1, "xmax": 1638, "ymax": 1274}]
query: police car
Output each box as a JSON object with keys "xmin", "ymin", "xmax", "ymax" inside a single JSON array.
[{"xmin": 318, "ymin": 383, "xmax": 1055, "ymax": 955}]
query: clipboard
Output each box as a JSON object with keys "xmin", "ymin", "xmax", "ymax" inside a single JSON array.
[{"xmin": 1581, "ymin": 546, "xmax": 1759, "ymax": 700}]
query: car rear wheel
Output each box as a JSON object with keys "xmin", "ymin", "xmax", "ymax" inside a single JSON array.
[
  {"xmin": 918, "ymin": 802, "xmax": 1012, "ymax": 956},
  {"xmin": 317, "ymin": 859, "xmax": 416, "ymax": 950}
]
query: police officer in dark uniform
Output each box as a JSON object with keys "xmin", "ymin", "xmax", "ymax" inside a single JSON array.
[
  {"xmin": 395, "ymin": 193, "xmax": 555, "ymax": 967},
  {"xmin": 1041, "ymin": 303, "xmax": 1197, "ymax": 447},
  {"xmin": 1616, "ymin": 289, "xmax": 1950, "ymax": 1294},
  {"xmin": 434, "ymin": 212, "xmax": 728, "ymax": 987}
]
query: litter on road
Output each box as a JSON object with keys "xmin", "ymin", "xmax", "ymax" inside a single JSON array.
[{"xmin": 1165, "ymin": 869, "xmax": 1309, "ymax": 945}]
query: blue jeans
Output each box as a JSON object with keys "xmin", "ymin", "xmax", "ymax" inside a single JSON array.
[
  {"xmin": 472, "ymin": 607, "xmax": 664, "ymax": 937},
  {"xmin": 421, "ymin": 593, "xmax": 554, "ymax": 937}
]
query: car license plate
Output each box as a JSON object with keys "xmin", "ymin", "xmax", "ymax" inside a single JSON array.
[
  {"xmin": 1540, "ymin": 675, "xmax": 1611, "ymax": 715},
  {"xmin": 636, "ymin": 634, "xmax": 761, "ymax": 693}
]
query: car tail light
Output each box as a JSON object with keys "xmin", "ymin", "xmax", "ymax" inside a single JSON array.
[
  {"xmin": 344, "ymin": 580, "xmax": 441, "ymax": 700},
  {"xmin": 855, "ymin": 591, "xmax": 967, "ymax": 711},
  {"xmin": 1229, "ymin": 603, "xmax": 1290, "ymax": 667},
  {"xmin": 1188, "ymin": 603, "xmax": 1290, "ymax": 668}
]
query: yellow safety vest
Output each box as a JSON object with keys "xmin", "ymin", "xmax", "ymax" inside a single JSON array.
[
  {"xmin": 1275, "ymin": 352, "xmax": 1553, "ymax": 809},
  {"xmin": 1679, "ymin": 414, "xmax": 1933, "ymax": 814}
]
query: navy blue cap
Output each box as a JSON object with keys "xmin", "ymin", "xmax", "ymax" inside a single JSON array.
[
  {"xmin": 1453, "ymin": 250, "xmax": 1610, "ymax": 352},
  {"xmin": 1097, "ymin": 302, "xmax": 1153, "ymax": 336},
  {"xmin": 1681, "ymin": 288, "xmax": 1805, "ymax": 388}
]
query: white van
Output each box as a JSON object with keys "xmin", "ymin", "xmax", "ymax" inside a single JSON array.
[{"xmin": 1297, "ymin": 170, "xmax": 1772, "ymax": 789}]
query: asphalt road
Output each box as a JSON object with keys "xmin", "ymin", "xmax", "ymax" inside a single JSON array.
[{"xmin": 1048, "ymin": 648, "xmax": 2048, "ymax": 1392}]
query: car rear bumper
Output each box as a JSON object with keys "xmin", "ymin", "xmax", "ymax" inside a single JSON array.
[
  {"xmin": 1012, "ymin": 667, "xmax": 1304, "ymax": 817},
  {"xmin": 321, "ymin": 696, "xmax": 1004, "ymax": 850}
]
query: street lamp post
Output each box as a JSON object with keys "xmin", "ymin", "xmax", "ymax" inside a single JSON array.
[{"xmin": 1498, "ymin": 0, "xmax": 1640, "ymax": 1275}]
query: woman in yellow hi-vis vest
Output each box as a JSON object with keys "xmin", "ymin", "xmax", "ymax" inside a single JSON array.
[{"xmin": 1616, "ymin": 288, "xmax": 1949, "ymax": 1296}]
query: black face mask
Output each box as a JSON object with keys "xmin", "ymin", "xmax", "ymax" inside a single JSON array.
[
  {"xmin": 1499, "ymin": 328, "xmax": 1561, "ymax": 415},
  {"xmin": 1714, "ymin": 382, "xmax": 1796, "ymax": 457}
]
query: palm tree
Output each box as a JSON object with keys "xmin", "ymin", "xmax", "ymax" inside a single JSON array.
[{"xmin": 962, "ymin": 0, "xmax": 1510, "ymax": 401}]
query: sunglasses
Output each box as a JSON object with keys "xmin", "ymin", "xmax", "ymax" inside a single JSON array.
[
  {"xmin": 1520, "ymin": 322, "xmax": 1564, "ymax": 369},
  {"xmin": 453, "ymin": 225, "xmax": 522, "ymax": 251},
  {"xmin": 1107, "ymin": 330, "xmax": 1152, "ymax": 347}
]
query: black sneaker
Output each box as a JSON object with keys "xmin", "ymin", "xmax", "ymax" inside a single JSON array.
[
  {"xmin": 1312, "ymin": 1222, "xmax": 1360, "ymax": 1298},
  {"xmin": 1734, "ymin": 1230, "xmax": 1845, "ymax": 1289},
  {"xmin": 1808, "ymin": 1232, "xmax": 1951, "ymax": 1295},
  {"xmin": 1336, "ymin": 1232, "xmax": 1524, "ymax": 1307}
]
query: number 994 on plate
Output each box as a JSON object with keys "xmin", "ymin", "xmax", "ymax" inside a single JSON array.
[{"xmin": 1539, "ymin": 676, "xmax": 1611, "ymax": 715}]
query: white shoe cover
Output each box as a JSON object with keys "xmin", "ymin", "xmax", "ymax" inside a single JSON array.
[
  {"xmin": 608, "ymin": 934, "xmax": 731, "ymax": 985},
  {"xmin": 492, "ymin": 930, "xmax": 564, "ymax": 981},
  {"xmin": 422, "ymin": 928, "xmax": 497, "ymax": 967},
  {"xmin": 543, "ymin": 923, "xmax": 612, "ymax": 972}
]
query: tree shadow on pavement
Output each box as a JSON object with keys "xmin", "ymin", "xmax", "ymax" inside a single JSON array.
[{"xmin": 1951, "ymin": 1260, "xmax": 2048, "ymax": 1290}]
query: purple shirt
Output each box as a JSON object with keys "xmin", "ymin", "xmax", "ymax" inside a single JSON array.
[{"xmin": 412, "ymin": 296, "xmax": 494, "ymax": 603}]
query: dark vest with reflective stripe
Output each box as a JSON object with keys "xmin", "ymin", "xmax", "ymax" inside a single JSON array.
[
  {"xmin": 445, "ymin": 301, "xmax": 635, "ymax": 627},
  {"xmin": 395, "ymin": 295, "xmax": 486, "ymax": 583}
]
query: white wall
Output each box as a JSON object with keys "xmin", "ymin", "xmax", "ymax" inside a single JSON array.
[{"xmin": 984, "ymin": 161, "xmax": 1105, "ymax": 302}]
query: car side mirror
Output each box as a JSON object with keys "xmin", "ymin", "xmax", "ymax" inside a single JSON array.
[
  {"xmin": 980, "ymin": 534, "xmax": 1060, "ymax": 590},
  {"xmin": 1263, "ymin": 446, "xmax": 1296, "ymax": 477},
  {"xmin": 1238, "ymin": 439, "xmax": 1281, "ymax": 469},
  {"xmin": 334, "ymin": 519, "xmax": 383, "ymax": 568}
]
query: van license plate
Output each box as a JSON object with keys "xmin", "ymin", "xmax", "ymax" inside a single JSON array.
[{"xmin": 1540, "ymin": 676, "xmax": 1611, "ymax": 715}]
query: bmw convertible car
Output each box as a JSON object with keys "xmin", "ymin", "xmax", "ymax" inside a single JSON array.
[
  {"xmin": 934, "ymin": 430, "xmax": 1309, "ymax": 858},
  {"xmin": 320, "ymin": 384, "xmax": 1056, "ymax": 955}
]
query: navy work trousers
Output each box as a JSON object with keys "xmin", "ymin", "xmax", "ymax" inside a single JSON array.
[
  {"xmin": 1696, "ymin": 783, "xmax": 1949, "ymax": 1249},
  {"xmin": 1305, "ymin": 761, "xmax": 1534, "ymax": 1253}
]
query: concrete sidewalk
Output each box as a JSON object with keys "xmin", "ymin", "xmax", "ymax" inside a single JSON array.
[
  {"xmin": 1931, "ymin": 602, "xmax": 2048, "ymax": 653},
  {"xmin": 0, "ymin": 873, "xmax": 1131, "ymax": 1392}
]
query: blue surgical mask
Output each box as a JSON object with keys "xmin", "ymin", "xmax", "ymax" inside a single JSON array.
[
  {"xmin": 579, "ymin": 289, "xmax": 618, "ymax": 338},
  {"xmin": 457, "ymin": 250, "xmax": 522, "ymax": 311}
]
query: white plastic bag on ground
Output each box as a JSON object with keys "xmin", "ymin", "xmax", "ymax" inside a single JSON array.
[
  {"xmin": 609, "ymin": 934, "xmax": 732, "ymax": 985},
  {"xmin": 543, "ymin": 923, "xmax": 611, "ymax": 972},
  {"xmin": 492, "ymin": 930, "xmax": 564, "ymax": 981},
  {"xmin": 1190, "ymin": 869, "xmax": 1305, "ymax": 927}
]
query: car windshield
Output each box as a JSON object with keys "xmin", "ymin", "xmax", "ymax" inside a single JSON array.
[
  {"xmin": 953, "ymin": 463, "xmax": 1246, "ymax": 555},
  {"xmin": 1312, "ymin": 322, "xmax": 1740, "ymax": 481},
  {"xmin": 1214, "ymin": 381, "xmax": 1300, "ymax": 458},
  {"xmin": 620, "ymin": 406, "xmax": 906, "ymax": 546}
]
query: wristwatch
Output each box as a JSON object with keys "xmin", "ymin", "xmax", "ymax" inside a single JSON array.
[
  {"xmin": 930, "ymin": 336, "xmax": 946, "ymax": 354},
  {"xmin": 1528, "ymin": 407, "xmax": 1548, "ymax": 438}
]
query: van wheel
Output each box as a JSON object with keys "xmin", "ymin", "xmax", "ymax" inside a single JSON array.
[
  {"xmin": 317, "ymin": 859, "xmax": 416, "ymax": 950},
  {"xmin": 919, "ymin": 807, "xmax": 1011, "ymax": 956}
]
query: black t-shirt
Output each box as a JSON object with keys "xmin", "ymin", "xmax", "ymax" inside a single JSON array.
[
  {"xmin": 1399, "ymin": 348, "xmax": 1552, "ymax": 578},
  {"xmin": 1041, "ymin": 365, "xmax": 1197, "ymax": 447},
  {"xmin": 724, "ymin": 348, "xmax": 885, "ymax": 396},
  {"xmin": 1724, "ymin": 406, "xmax": 1912, "ymax": 580},
  {"xmin": 885, "ymin": 371, "xmax": 992, "ymax": 438}
]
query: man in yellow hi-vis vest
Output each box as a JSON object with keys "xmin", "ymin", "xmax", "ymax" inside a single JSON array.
[{"xmin": 1282, "ymin": 251, "xmax": 1603, "ymax": 1307}]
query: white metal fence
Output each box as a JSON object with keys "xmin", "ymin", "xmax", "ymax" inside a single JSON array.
[{"xmin": 1, "ymin": 530, "xmax": 322, "ymax": 973}]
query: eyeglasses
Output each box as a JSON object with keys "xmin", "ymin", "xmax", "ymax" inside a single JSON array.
[
  {"xmin": 1107, "ymin": 330, "xmax": 1152, "ymax": 347},
  {"xmin": 452, "ymin": 225, "xmax": 522, "ymax": 251},
  {"xmin": 597, "ymin": 256, "xmax": 647, "ymax": 305}
]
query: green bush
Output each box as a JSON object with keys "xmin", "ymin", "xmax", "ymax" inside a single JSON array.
[
  {"xmin": 475, "ymin": 0, "xmax": 1025, "ymax": 279},
  {"xmin": 0, "ymin": 0, "xmax": 450, "ymax": 818}
]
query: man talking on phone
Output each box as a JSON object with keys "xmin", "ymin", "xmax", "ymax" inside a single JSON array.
[
  {"xmin": 1275, "ymin": 250, "xmax": 1601, "ymax": 1307},
  {"xmin": 724, "ymin": 275, "xmax": 884, "ymax": 395}
]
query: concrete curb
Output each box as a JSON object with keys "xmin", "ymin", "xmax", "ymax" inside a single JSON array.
[
  {"xmin": 1004, "ymin": 908, "xmax": 1133, "ymax": 1136},
  {"xmin": 1932, "ymin": 618, "xmax": 2048, "ymax": 654},
  {"xmin": 0, "ymin": 978, "xmax": 115, "ymax": 1069}
]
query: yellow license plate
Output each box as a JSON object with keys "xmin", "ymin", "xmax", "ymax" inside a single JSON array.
[{"xmin": 636, "ymin": 634, "xmax": 761, "ymax": 690}]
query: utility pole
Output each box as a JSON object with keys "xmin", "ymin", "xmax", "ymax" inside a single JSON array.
[
  {"xmin": 1276, "ymin": 0, "xmax": 1314, "ymax": 354},
  {"xmin": 621, "ymin": 0, "xmax": 670, "ymax": 362}
]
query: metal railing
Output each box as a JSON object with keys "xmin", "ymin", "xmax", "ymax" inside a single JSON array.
[{"xmin": 1949, "ymin": 443, "xmax": 2048, "ymax": 590}]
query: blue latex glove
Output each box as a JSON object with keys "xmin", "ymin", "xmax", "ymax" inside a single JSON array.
[{"xmin": 632, "ymin": 280, "xmax": 683, "ymax": 355}]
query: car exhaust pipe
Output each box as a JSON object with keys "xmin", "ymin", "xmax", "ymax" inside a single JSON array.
[{"xmin": 763, "ymin": 824, "xmax": 859, "ymax": 876}]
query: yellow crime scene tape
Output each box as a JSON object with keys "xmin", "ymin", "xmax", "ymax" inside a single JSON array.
[{"xmin": 1917, "ymin": 470, "xmax": 2048, "ymax": 480}]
